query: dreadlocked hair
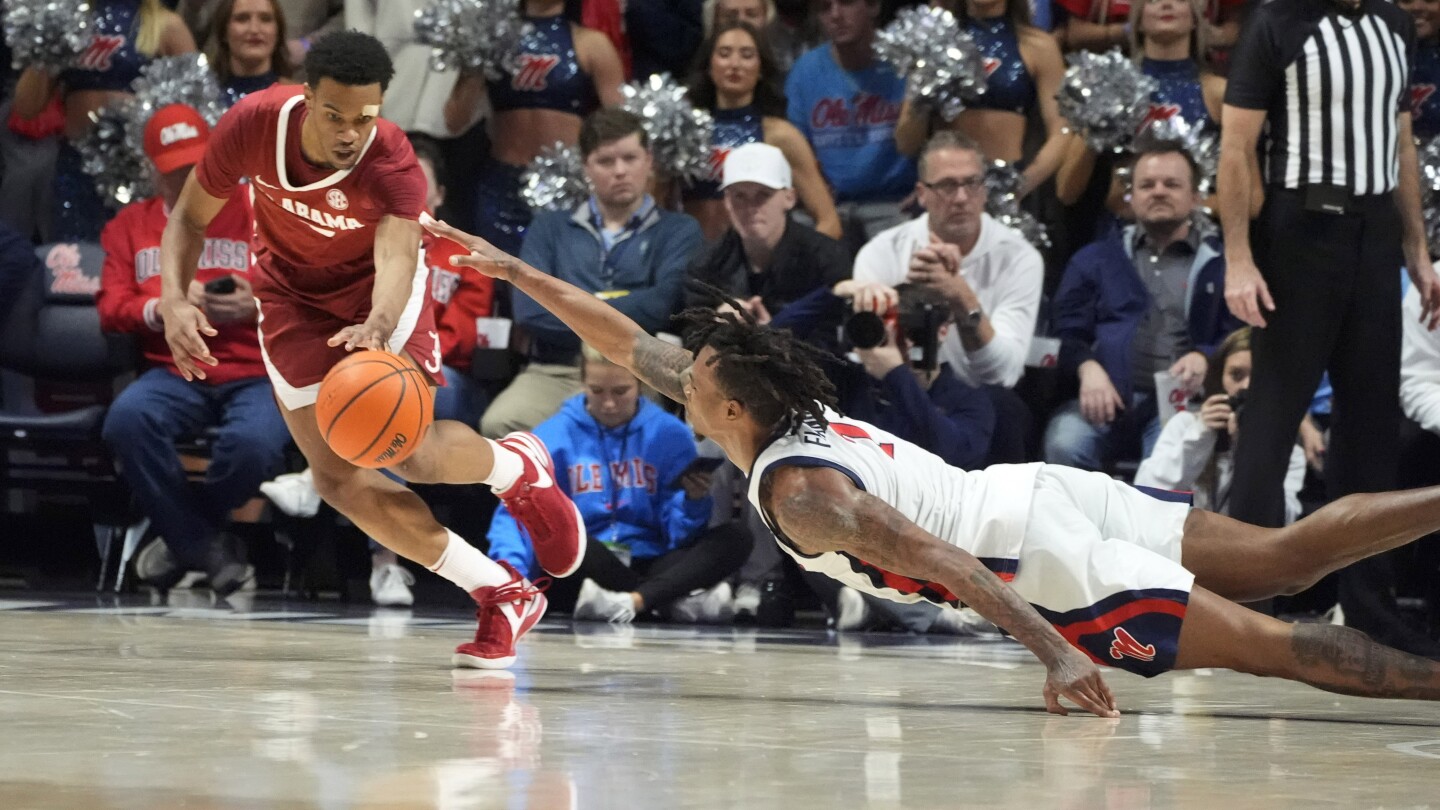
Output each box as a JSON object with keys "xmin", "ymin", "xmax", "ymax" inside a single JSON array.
[{"xmin": 676, "ymin": 283, "xmax": 837, "ymax": 432}]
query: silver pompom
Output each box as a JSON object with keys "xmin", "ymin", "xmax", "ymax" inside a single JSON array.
[
  {"xmin": 125, "ymin": 54, "xmax": 227, "ymax": 150},
  {"xmin": 874, "ymin": 6, "xmax": 986, "ymax": 122},
  {"xmin": 1133, "ymin": 115, "xmax": 1220, "ymax": 195},
  {"xmin": 1057, "ymin": 49, "xmax": 1159, "ymax": 154},
  {"xmin": 984, "ymin": 160, "xmax": 1050, "ymax": 250},
  {"xmin": 521, "ymin": 142, "xmax": 589, "ymax": 212},
  {"xmin": 413, "ymin": 0, "xmax": 529, "ymax": 79},
  {"xmin": 2, "ymin": 0, "xmax": 92, "ymax": 71},
  {"xmin": 79, "ymin": 56, "xmax": 227, "ymax": 209},
  {"xmin": 619, "ymin": 74, "xmax": 713, "ymax": 181},
  {"xmin": 1420, "ymin": 136, "xmax": 1440, "ymax": 252},
  {"xmin": 77, "ymin": 100, "xmax": 152, "ymax": 208}
]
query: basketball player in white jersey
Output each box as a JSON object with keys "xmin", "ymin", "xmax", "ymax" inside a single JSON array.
[{"xmin": 423, "ymin": 214, "xmax": 1440, "ymax": 717}]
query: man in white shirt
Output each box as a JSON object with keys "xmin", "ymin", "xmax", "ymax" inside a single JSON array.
[
  {"xmin": 851, "ymin": 131, "xmax": 1043, "ymax": 388},
  {"xmin": 851, "ymin": 131, "xmax": 1043, "ymax": 461}
]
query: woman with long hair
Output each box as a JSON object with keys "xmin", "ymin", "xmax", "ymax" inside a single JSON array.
[
  {"xmin": 12, "ymin": 0, "xmax": 196, "ymax": 241},
  {"xmin": 206, "ymin": 0, "xmax": 293, "ymax": 108},
  {"xmin": 443, "ymin": 0, "xmax": 624, "ymax": 257},
  {"xmin": 685, "ymin": 21, "xmax": 839, "ymax": 241},
  {"xmin": 894, "ymin": 0, "xmax": 1069, "ymax": 197},
  {"xmin": 1135, "ymin": 328, "xmax": 1307, "ymax": 523}
]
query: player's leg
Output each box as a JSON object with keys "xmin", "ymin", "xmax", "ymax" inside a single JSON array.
[
  {"xmin": 1174, "ymin": 586, "xmax": 1440, "ymax": 700},
  {"xmin": 278, "ymin": 401, "xmax": 544, "ymax": 668},
  {"xmin": 1178, "ymin": 487, "xmax": 1440, "ymax": 602},
  {"xmin": 382, "ymin": 345, "xmax": 587, "ymax": 578}
]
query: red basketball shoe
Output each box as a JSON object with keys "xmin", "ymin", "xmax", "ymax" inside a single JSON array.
[
  {"xmin": 493, "ymin": 431, "xmax": 587, "ymax": 577},
  {"xmin": 453, "ymin": 562, "xmax": 549, "ymax": 670}
]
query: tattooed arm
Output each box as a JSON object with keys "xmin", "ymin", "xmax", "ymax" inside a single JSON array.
[
  {"xmin": 420, "ymin": 215, "xmax": 691, "ymax": 402},
  {"xmin": 763, "ymin": 464, "xmax": 1121, "ymax": 718}
]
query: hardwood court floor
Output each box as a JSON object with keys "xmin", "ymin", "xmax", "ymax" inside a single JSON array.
[{"xmin": 0, "ymin": 593, "xmax": 1437, "ymax": 809}]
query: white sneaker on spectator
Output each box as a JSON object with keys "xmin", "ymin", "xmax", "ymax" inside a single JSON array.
[
  {"xmin": 370, "ymin": 563, "xmax": 415, "ymax": 607},
  {"xmin": 835, "ymin": 586, "xmax": 872, "ymax": 632},
  {"xmin": 732, "ymin": 582, "xmax": 761, "ymax": 620},
  {"xmin": 259, "ymin": 468, "xmax": 321, "ymax": 518},
  {"xmin": 573, "ymin": 578, "xmax": 636, "ymax": 623},
  {"xmin": 668, "ymin": 582, "xmax": 735, "ymax": 624},
  {"xmin": 930, "ymin": 606, "xmax": 999, "ymax": 636}
]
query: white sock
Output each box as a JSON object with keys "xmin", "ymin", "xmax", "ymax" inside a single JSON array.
[
  {"xmin": 481, "ymin": 438, "xmax": 524, "ymax": 491},
  {"xmin": 428, "ymin": 529, "xmax": 512, "ymax": 592}
]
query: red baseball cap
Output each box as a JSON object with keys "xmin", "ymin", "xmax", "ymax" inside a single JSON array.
[{"xmin": 143, "ymin": 104, "xmax": 210, "ymax": 174}]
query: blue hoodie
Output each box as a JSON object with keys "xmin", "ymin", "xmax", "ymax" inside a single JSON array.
[{"xmin": 487, "ymin": 394, "xmax": 712, "ymax": 578}]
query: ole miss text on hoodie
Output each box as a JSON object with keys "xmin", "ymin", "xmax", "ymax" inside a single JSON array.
[
  {"xmin": 96, "ymin": 193, "xmax": 262, "ymax": 385},
  {"xmin": 487, "ymin": 394, "xmax": 712, "ymax": 578}
]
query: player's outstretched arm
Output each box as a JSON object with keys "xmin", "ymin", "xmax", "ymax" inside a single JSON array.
[
  {"xmin": 330, "ymin": 215, "xmax": 424, "ymax": 351},
  {"xmin": 762, "ymin": 464, "xmax": 1121, "ymax": 718},
  {"xmin": 159, "ymin": 172, "xmax": 229, "ymax": 380},
  {"xmin": 420, "ymin": 214, "xmax": 690, "ymax": 402}
]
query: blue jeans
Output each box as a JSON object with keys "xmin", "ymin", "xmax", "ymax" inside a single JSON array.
[
  {"xmin": 102, "ymin": 369, "xmax": 290, "ymax": 569},
  {"xmin": 1043, "ymin": 391, "xmax": 1162, "ymax": 471},
  {"xmin": 433, "ymin": 364, "xmax": 487, "ymax": 427}
]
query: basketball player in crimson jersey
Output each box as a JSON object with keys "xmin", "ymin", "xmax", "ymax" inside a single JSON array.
[
  {"xmin": 157, "ymin": 31, "xmax": 583, "ymax": 669},
  {"xmin": 424, "ymin": 214, "xmax": 1440, "ymax": 716}
]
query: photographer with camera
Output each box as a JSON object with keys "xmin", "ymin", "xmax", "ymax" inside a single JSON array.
[
  {"xmin": 95, "ymin": 104, "xmax": 290, "ymax": 593},
  {"xmin": 1135, "ymin": 328, "xmax": 1306, "ymax": 522},
  {"xmin": 851, "ymin": 131, "xmax": 1043, "ymax": 462},
  {"xmin": 777, "ymin": 278, "xmax": 998, "ymax": 634},
  {"xmin": 1045, "ymin": 140, "xmax": 1239, "ymax": 472}
]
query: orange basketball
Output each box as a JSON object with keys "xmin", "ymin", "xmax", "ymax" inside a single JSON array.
[{"xmin": 315, "ymin": 350, "xmax": 434, "ymax": 469}]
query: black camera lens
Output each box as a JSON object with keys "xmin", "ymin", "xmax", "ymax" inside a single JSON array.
[{"xmin": 843, "ymin": 311, "xmax": 887, "ymax": 349}]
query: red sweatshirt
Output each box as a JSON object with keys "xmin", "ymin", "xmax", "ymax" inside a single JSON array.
[
  {"xmin": 424, "ymin": 231, "xmax": 495, "ymax": 373},
  {"xmin": 97, "ymin": 193, "xmax": 265, "ymax": 385}
]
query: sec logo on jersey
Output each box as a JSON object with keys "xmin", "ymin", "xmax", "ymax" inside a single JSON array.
[{"xmin": 327, "ymin": 189, "xmax": 349, "ymax": 210}]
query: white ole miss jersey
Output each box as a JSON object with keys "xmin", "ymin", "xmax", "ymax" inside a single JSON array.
[{"xmin": 746, "ymin": 410, "xmax": 1041, "ymax": 608}]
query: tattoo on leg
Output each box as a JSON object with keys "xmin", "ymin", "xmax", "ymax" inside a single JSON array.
[{"xmin": 1290, "ymin": 624, "xmax": 1440, "ymax": 699}]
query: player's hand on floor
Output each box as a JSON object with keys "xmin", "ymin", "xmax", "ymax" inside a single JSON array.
[
  {"xmin": 160, "ymin": 300, "xmax": 218, "ymax": 381},
  {"xmin": 328, "ymin": 321, "xmax": 388, "ymax": 352},
  {"xmin": 1043, "ymin": 650, "xmax": 1120, "ymax": 718},
  {"xmin": 418, "ymin": 213, "xmax": 515, "ymax": 278}
]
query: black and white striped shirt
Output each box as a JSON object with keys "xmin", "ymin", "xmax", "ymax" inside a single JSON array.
[{"xmin": 1226, "ymin": 0, "xmax": 1416, "ymax": 195}]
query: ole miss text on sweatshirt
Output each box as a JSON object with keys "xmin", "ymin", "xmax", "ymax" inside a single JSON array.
[{"xmin": 96, "ymin": 193, "xmax": 262, "ymax": 385}]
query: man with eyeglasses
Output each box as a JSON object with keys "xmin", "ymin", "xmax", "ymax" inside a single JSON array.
[{"xmin": 851, "ymin": 131, "xmax": 1043, "ymax": 462}]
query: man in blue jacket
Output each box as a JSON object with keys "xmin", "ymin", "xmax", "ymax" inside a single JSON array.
[
  {"xmin": 480, "ymin": 109, "xmax": 705, "ymax": 437},
  {"xmin": 1044, "ymin": 141, "xmax": 1240, "ymax": 471},
  {"xmin": 488, "ymin": 346, "xmax": 751, "ymax": 622}
]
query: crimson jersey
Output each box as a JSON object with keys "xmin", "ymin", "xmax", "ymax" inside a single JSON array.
[
  {"xmin": 96, "ymin": 193, "xmax": 262, "ymax": 386},
  {"xmin": 194, "ymin": 85, "xmax": 428, "ymax": 308}
]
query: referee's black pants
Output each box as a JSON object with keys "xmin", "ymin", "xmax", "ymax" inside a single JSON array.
[{"xmin": 1231, "ymin": 189, "xmax": 1417, "ymax": 643}]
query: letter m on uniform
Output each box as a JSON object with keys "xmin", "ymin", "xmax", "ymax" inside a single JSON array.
[{"xmin": 511, "ymin": 54, "xmax": 561, "ymax": 91}]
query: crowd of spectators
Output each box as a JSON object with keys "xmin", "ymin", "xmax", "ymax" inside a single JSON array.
[{"xmin": 2, "ymin": 0, "xmax": 1439, "ymax": 653}]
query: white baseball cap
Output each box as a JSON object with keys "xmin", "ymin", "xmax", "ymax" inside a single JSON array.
[{"xmin": 720, "ymin": 142, "xmax": 792, "ymax": 191}]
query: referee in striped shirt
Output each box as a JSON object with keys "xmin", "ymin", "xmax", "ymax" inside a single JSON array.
[{"xmin": 1219, "ymin": 0, "xmax": 1440, "ymax": 652}]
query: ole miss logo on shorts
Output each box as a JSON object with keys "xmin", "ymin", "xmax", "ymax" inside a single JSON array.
[{"xmin": 1109, "ymin": 627, "xmax": 1157, "ymax": 662}]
